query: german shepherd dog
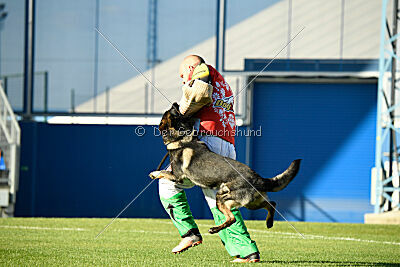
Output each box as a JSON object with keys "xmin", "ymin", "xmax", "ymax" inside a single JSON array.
[{"xmin": 150, "ymin": 103, "xmax": 301, "ymax": 234}]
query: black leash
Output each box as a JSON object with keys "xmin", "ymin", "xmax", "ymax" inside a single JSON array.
[{"xmin": 156, "ymin": 152, "xmax": 169, "ymax": 171}]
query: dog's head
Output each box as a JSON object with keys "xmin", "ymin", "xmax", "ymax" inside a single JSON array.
[{"xmin": 159, "ymin": 103, "xmax": 197, "ymax": 145}]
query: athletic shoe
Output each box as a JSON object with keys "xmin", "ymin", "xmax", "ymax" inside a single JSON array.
[
  {"xmin": 171, "ymin": 235, "xmax": 202, "ymax": 254},
  {"xmin": 231, "ymin": 252, "xmax": 260, "ymax": 263}
]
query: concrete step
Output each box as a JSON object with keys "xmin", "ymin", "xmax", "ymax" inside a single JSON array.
[{"xmin": 364, "ymin": 210, "xmax": 400, "ymax": 225}]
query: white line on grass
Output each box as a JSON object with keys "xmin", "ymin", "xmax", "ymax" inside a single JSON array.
[
  {"xmin": 0, "ymin": 225, "xmax": 86, "ymax": 231},
  {"xmin": 247, "ymin": 228, "xmax": 400, "ymax": 246},
  {"xmin": 111, "ymin": 229, "xmax": 175, "ymax": 235},
  {"xmin": 2, "ymin": 223, "xmax": 400, "ymax": 247},
  {"xmin": 0, "ymin": 225, "xmax": 175, "ymax": 235},
  {"xmin": 194, "ymin": 223, "xmax": 400, "ymax": 246}
]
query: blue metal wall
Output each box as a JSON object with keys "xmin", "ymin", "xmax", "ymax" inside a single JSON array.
[
  {"xmin": 243, "ymin": 81, "xmax": 377, "ymax": 223},
  {"xmin": 16, "ymin": 123, "xmax": 167, "ymax": 218},
  {"xmin": 15, "ymin": 122, "xmax": 247, "ymax": 219}
]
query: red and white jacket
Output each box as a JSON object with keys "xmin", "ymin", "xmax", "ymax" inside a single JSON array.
[{"xmin": 194, "ymin": 65, "xmax": 236, "ymax": 145}]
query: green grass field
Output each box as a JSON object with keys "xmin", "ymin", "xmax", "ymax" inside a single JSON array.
[{"xmin": 0, "ymin": 218, "xmax": 399, "ymax": 266}]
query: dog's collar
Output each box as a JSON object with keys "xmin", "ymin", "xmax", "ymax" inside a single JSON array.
[
  {"xmin": 166, "ymin": 138, "xmax": 205, "ymax": 151},
  {"xmin": 166, "ymin": 140, "xmax": 183, "ymax": 150},
  {"xmin": 166, "ymin": 135, "xmax": 196, "ymax": 150}
]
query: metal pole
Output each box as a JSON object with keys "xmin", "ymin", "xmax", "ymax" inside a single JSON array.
[
  {"xmin": 150, "ymin": 68, "xmax": 155, "ymax": 113},
  {"xmin": 145, "ymin": 83, "xmax": 148, "ymax": 114},
  {"xmin": 44, "ymin": 71, "xmax": 48, "ymax": 113},
  {"xmin": 235, "ymin": 77, "xmax": 239, "ymax": 113},
  {"xmin": 23, "ymin": 0, "xmax": 35, "ymax": 120},
  {"xmin": 93, "ymin": 0, "xmax": 100, "ymax": 112},
  {"xmin": 339, "ymin": 0, "xmax": 345, "ymax": 60},
  {"xmin": 147, "ymin": 0, "xmax": 158, "ymax": 114},
  {"xmin": 43, "ymin": 71, "xmax": 48, "ymax": 122},
  {"xmin": 105, "ymin": 86, "xmax": 109, "ymax": 114},
  {"xmin": 388, "ymin": 0, "xmax": 398, "ymax": 211},
  {"xmin": 287, "ymin": 0, "xmax": 292, "ymax": 59},
  {"xmin": 0, "ymin": 3, "xmax": 7, "ymax": 78},
  {"xmin": 70, "ymin": 88, "xmax": 75, "ymax": 113},
  {"xmin": 3, "ymin": 76, "xmax": 7, "ymax": 95},
  {"xmin": 215, "ymin": 0, "xmax": 226, "ymax": 72},
  {"xmin": 375, "ymin": 0, "xmax": 388, "ymax": 214}
]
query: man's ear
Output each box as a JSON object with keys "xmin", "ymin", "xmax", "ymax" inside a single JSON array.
[{"xmin": 170, "ymin": 102, "xmax": 181, "ymax": 117}]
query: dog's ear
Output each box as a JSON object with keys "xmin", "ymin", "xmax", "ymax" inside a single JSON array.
[
  {"xmin": 159, "ymin": 111, "xmax": 169, "ymax": 131},
  {"xmin": 170, "ymin": 102, "xmax": 181, "ymax": 117}
]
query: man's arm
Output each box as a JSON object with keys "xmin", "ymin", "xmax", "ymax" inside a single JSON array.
[{"xmin": 179, "ymin": 79, "xmax": 213, "ymax": 116}]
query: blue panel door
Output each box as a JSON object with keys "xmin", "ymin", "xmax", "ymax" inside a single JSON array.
[{"xmin": 247, "ymin": 81, "xmax": 377, "ymax": 223}]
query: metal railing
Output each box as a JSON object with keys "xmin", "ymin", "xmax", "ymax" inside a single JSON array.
[
  {"xmin": 0, "ymin": 81, "xmax": 21, "ymax": 217},
  {"xmin": 1, "ymin": 71, "xmax": 48, "ymax": 113}
]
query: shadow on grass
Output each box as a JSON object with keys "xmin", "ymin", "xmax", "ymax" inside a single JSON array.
[{"xmin": 262, "ymin": 260, "xmax": 399, "ymax": 266}]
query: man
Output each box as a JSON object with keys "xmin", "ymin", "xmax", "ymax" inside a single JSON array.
[{"xmin": 158, "ymin": 55, "xmax": 260, "ymax": 263}]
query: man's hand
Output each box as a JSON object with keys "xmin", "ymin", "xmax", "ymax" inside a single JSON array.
[{"xmin": 149, "ymin": 170, "xmax": 164, "ymax": 179}]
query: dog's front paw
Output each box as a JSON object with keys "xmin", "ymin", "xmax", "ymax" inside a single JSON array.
[
  {"xmin": 149, "ymin": 171, "xmax": 164, "ymax": 179},
  {"xmin": 208, "ymin": 227, "xmax": 220, "ymax": 234}
]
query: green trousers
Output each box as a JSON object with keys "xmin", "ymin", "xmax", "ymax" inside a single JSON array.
[{"xmin": 160, "ymin": 191, "xmax": 259, "ymax": 258}]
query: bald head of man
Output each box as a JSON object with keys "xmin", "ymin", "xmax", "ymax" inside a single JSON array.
[{"xmin": 179, "ymin": 55, "xmax": 205, "ymax": 84}]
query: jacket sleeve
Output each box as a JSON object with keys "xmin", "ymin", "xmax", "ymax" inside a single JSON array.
[{"xmin": 179, "ymin": 79, "xmax": 213, "ymax": 116}]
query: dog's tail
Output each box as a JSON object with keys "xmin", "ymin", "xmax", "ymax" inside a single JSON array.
[{"xmin": 255, "ymin": 159, "xmax": 302, "ymax": 192}]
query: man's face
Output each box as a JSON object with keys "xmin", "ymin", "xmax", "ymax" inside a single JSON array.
[{"xmin": 179, "ymin": 63, "xmax": 195, "ymax": 85}]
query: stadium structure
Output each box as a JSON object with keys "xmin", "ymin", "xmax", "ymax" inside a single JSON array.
[{"xmin": 0, "ymin": 0, "xmax": 399, "ymax": 225}]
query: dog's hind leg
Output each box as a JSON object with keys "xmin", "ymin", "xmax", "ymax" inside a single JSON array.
[
  {"xmin": 208, "ymin": 194, "xmax": 237, "ymax": 234},
  {"xmin": 265, "ymin": 201, "xmax": 276, "ymax": 229},
  {"xmin": 245, "ymin": 198, "xmax": 276, "ymax": 229}
]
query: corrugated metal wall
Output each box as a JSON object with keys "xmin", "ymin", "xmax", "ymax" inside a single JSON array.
[
  {"xmin": 244, "ymin": 80, "xmax": 377, "ymax": 223},
  {"xmin": 16, "ymin": 123, "xmax": 167, "ymax": 218},
  {"xmin": 14, "ymin": 123, "xmax": 247, "ymax": 219}
]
